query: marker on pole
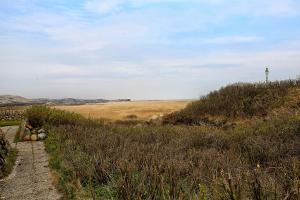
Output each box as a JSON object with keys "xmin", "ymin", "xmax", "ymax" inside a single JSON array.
[{"xmin": 265, "ymin": 67, "xmax": 269, "ymax": 83}]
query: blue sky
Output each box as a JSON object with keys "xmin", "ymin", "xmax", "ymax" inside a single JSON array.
[{"xmin": 1, "ymin": 0, "xmax": 300, "ymax": 99}]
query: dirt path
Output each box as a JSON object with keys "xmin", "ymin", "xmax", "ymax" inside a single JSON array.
[{"xmin": 0, "ymin": 126, "xmax": 60, "ymax": 200}]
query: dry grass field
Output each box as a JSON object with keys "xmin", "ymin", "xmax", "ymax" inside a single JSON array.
[{"xmin": 53, "ymin": 100, "xmax": 191, "ymax": 121}]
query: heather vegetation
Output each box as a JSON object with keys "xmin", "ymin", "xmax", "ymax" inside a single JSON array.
[
  {"xmin": 25, "ymin": 80, "xmax": 300, "ymax": 199},
  {"xmin": 163, "ymin": 80, "xmax": 300, "ymax": 125}
]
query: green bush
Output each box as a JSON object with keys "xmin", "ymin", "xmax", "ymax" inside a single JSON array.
[
  {"xmin": 0, "ymin": 129, "xmax": 17, "ymax": 178},
  {"xmin": 26, "ymin": 105, "xmax": 50, "ymax": 127}
]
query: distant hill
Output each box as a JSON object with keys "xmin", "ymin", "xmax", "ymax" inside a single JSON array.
[
  {"xmin": 0, "ymin": 95, "xmax": 32, "ymax": 106},
  {"xmin": 0, "ymin": 95, "xmax": 130, "ymax": 107},
  {"xmin": 163, "ymin": 79, "xmax": 300, "ymax": 125}
]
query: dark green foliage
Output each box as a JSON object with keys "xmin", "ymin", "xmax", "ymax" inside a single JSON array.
[
  {"xmin": 0, "ymin": 130, "xmax": 17, "ymax": 179},
  {"xmin": 28, "ymin": 106, "xmax": 300, "ymax": 199},
  {"xmin": 164, "ymin": 80, "xmax": 300, "ymax": 125}
]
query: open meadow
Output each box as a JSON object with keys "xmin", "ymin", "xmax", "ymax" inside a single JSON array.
[{"xmin": 53, "ymin": 100, "xmax": 191, "ymax": 121}]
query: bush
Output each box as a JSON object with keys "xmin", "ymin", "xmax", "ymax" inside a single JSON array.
[
  {"xmin": 125, "ymin": 114, "xmax": 138, "ymax": 119},
  {"xmin": 26, "ymin": 105, "xmax": 50, "ymax": 127},
  {"xmin": 0, "ymin": 129, "xmax": 17, "ymax": 178}
]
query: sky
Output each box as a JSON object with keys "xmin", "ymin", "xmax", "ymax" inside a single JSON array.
[{"xmin": 0, "ymin": 0, "xmax": 300, "ymax": 100}]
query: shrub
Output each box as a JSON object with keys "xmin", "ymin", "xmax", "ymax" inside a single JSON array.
[
  {"xmin": 0, "ymin": 129, "xmax": 17, "ymax": 178},
  {"xmin": 125, "ymin": 114, "xmax": 138, "ymax": 119},
  {"xmin": 26, "ymin": 105, "xmax": 50, "ymax": 127}
]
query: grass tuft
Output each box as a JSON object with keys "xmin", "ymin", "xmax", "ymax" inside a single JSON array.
[{"xmin": 1, "ymin": 148, "xmax": 17, "ymax": 178}]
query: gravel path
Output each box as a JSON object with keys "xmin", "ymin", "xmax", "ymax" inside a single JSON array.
[{"xmin": 0, "ymin": 126, "xmax": 60, "ymax": 200}]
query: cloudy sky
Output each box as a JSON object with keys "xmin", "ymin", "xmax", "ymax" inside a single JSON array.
[{"xmin": 1, "ymin": 0, "xmax": 300, "ymax": 99}]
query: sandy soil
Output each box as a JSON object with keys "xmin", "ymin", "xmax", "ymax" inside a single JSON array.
[{"xmin": 54, "ymin": 100, "xmax": 191, "ymax": 121}]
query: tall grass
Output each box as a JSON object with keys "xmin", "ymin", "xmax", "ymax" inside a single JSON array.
[
  {"xmin": 27, "ymin": 106, "xmax": 300, "ymax": 199},
  {"xmin": 163, "ymin": 80, "xmax": 300, "ymax": 125}
]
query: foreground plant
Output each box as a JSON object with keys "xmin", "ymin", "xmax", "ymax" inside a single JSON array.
[{"xmin": 0, "ymin": 129, "xmax": 17, "ymax": 179}]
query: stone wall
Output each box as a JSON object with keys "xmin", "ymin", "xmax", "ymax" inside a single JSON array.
[{"xmin": 0, "ymin": 109, "xmax": 25, "ymax": 121}]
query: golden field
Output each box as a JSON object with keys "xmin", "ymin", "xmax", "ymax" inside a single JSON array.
[{"xmin": 53, "ymin": 100, "xmax": 191, "ymax": 121}]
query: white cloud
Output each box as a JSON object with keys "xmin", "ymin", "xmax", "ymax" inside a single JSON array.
[
  {"xmin": 44, "ymin": 65, "xmax": 92, "ymax": 78},
  {"xmin": 206, "ymin": 36, "xmax": 261, "ymax": 44},
  {"xmin": 84, "ymin": 0, "xmax": 125, "ymax": 14},
  {"xmin": 84, "ymin": 0, "xmax": 300, "ymax": 17},
  {"xmin": 179, "ymin": 36, "xmax": 262, "ymax": 45}
]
